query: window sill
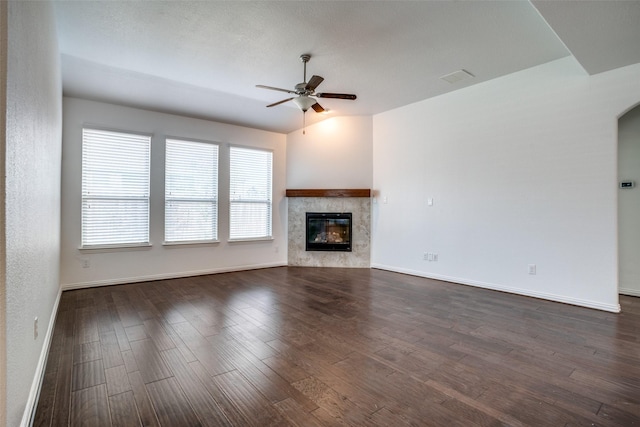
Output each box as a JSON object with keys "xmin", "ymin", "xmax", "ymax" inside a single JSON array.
[
  {"xmin": 79, "ymin": 243, "xmax": 152, "ymax": 253},
  {"xmin": 227, "ymin": 237, "xmax": 274, "ymax": 244},
  {"xmin": 163, "ymin": 240, "xmax": 220, "ymax": 247}
]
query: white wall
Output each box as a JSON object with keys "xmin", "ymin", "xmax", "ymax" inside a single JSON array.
[
  {"xmin": 60, "ymin": 98, "xmax": 287, "ymax": 289},
  {"xmin": 0, "ymin": 3, "xmax": 7, "ymax": 424},
  {"xmin": 3, "ymin": 2, "xmax": 62, "ymax": 426},
  {"xmin": 618, "ymin": 105, "xmax": 640, "ymax": 297},
  {"xmin": 373, "ymin": 57, "xmax": 640, "ymax": 312},
  {"xmin": 287, "ymin": 116, "xmax": 373, "ymax": 189}
]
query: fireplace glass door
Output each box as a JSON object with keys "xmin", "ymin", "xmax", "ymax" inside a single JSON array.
[{"xmin": 306, "ymin": 212, "xmax": 352, "ymax": 252}]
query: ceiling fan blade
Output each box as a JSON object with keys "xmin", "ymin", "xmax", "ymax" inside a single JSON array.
[
  {"xmin": 316, "ymin": 92, "xmax": 357, "ymax": 100},
  {"xmin": 266, "ymin": 97, "xmax": 294, "ymax": 108},
  {"xmin": 311, "ymin": 102, "xmax": 325, "ymax": 113},
  {"xmin": 256, "ymin": 85, "xmax": 296, "ymax": 94},
  {"xmin": 305, "ymin": 75, "xmax": 324, "ymax": 91}
]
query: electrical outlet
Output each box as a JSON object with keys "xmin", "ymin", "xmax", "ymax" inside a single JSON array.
[
  {"xmin": 82, "ymin": 259, "xmax": 90, "ymax": 268},
  {"xmin": 528, "ymin": 264, "xmax": 537, "ymax": 275},
  {"xmin": 424, "ymin": 252, "xmax": 439, "ymax": 261},
  {"xmin": 34, "ymin": 317, "xmax": 38, "ymax": 339},
  {"xmin": 275, "ymin": 246, "xmax": 279, "ymax": 253}
]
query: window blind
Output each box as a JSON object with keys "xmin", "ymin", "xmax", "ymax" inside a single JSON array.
[
  {"xmin": 229, "ymin": 146, "xmax": 273, "ymax": 240},
  {"xmin": 165, "ymin": 139, "xmax": 219, "ymax": 242},
  {"xmin": 81, "ymin": 128, "xmax": 151, "ymax": 247}
]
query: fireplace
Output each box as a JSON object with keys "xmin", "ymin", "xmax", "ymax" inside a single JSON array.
[{"xmin": 306, "ymin": 212, "xmax": 352, "ymax": 252}]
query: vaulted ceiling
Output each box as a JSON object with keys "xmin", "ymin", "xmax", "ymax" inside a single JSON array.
[{"xmin": 53, "ymin": 1, "xmax": 640, "ymax": 134}]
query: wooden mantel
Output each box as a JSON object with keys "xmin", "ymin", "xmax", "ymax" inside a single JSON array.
[{"xmin": 285, "ymin": 189, "xmax": 371, "ymax": 198}]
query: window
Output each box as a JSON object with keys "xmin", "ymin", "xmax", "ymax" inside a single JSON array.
[
  {"xmin": 165, "ymin": 138, "xmax": 219, "ymax": 243},
  {"xmin": 229, "ymin": 146, "xmax": 273, "ymax": 240},
  {"xmin": 81, "ymin": 128, "xmax": 151, "ymax": 247}
]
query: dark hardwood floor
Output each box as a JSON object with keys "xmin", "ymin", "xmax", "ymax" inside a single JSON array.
[{"xmin": 34, "ymin": 267, "xmax": 640, "ymax": 426}]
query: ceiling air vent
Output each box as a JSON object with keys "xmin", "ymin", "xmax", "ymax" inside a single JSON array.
[{"xmin": 440, "ymin": 69, "xmax": 475, "ymax": 84}]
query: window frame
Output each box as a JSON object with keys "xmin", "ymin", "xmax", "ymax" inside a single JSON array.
[
  {"xmin": 80, "ymin": 126, "xmax": 152, "ymax": 250},
  {"xmin": 164, "ymin": 137, "xmax": 220, "ymax": 245},
  {"xmin": 228, "ymin": 144, "xmax": 274, "ymax": 242}
]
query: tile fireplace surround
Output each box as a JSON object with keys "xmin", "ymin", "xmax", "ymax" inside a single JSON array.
[{"xmin": 287, "ymin": 189, "xmax": 371, "ymax": 267}]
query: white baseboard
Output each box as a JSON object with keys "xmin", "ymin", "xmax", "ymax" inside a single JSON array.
[
  {"xmin": 619, "ymin": 287, "xmax": 640, "ymax": 298},
  {"xmin": 61, "ymin": 262, "xmax": 288, "ymax": 291},
  {"xmin": 21, "ymin": 287, "xmax": 62, "ymax": 427},
  {"xmin": 371, "ymin": 263, "xmax": 621, "ymax": 313}
]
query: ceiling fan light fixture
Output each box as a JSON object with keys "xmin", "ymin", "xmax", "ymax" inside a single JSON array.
[{"xmin": 293, "ymin": 96, "xmax": 316, "ymax": 112}]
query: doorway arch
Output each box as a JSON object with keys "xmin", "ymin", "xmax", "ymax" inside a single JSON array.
[{"xmin": 618, "ymin": 104, "xmax": 640, "ymax": 297}]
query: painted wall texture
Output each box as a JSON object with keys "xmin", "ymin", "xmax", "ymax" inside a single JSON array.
[
  {"xmin": 0, "ymin": 3, "xmax": 7, "ymax": 424},
  {"xmin": 372, "ymin": 57, "xmax": 640, "ymax": 312},
  {"xmin": 4, "ymin": 2, "xmax": 62, "ymax": 426},
  {"xmin": 286, "ymin": 116, "xmax": 373, "ymax": 190}
]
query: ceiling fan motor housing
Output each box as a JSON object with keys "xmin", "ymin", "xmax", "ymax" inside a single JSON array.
[{"xmin": 295, "ymin": 82, "xmax": 314, "ymax": 96}]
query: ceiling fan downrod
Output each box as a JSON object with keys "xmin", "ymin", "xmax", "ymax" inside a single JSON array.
[{"xmin": 300, "ymin": 54, "xmax": 311, "ymax": 84}]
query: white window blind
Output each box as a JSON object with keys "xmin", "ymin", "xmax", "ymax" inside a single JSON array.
[
  {"xmin": 229, "ymin": 146, "xmax": 273, "ymax": 240},
  {"xmin": 165, "ymin": 138, "xmax": 219, "ymax": 243},
  {"xmin": 81, "ymin": 128, "xmax": 151, "ymax": 247}
]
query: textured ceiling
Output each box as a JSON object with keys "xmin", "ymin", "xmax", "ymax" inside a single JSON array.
[
  {"xmin": 52, "ymin": 1, "xmax": 640, "ymax": 134},
  {"xmin": 532, "ymin": 0, "xmax": 640, "ymax": 75}
]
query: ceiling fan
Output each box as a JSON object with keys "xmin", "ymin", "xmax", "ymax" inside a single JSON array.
[{"xmin": 256, "ymin": 54, "xmax": 357, "ymax": 115}]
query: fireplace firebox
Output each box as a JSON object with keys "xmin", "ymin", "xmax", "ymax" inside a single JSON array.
[{"xmin": 306, "ymin": 212, "xmax": 352, "ymax": 252}]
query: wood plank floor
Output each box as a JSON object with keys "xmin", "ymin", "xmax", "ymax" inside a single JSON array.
[{"xmin": 34, "ymin": 267, "xmax": 640, "ymax": 426}]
